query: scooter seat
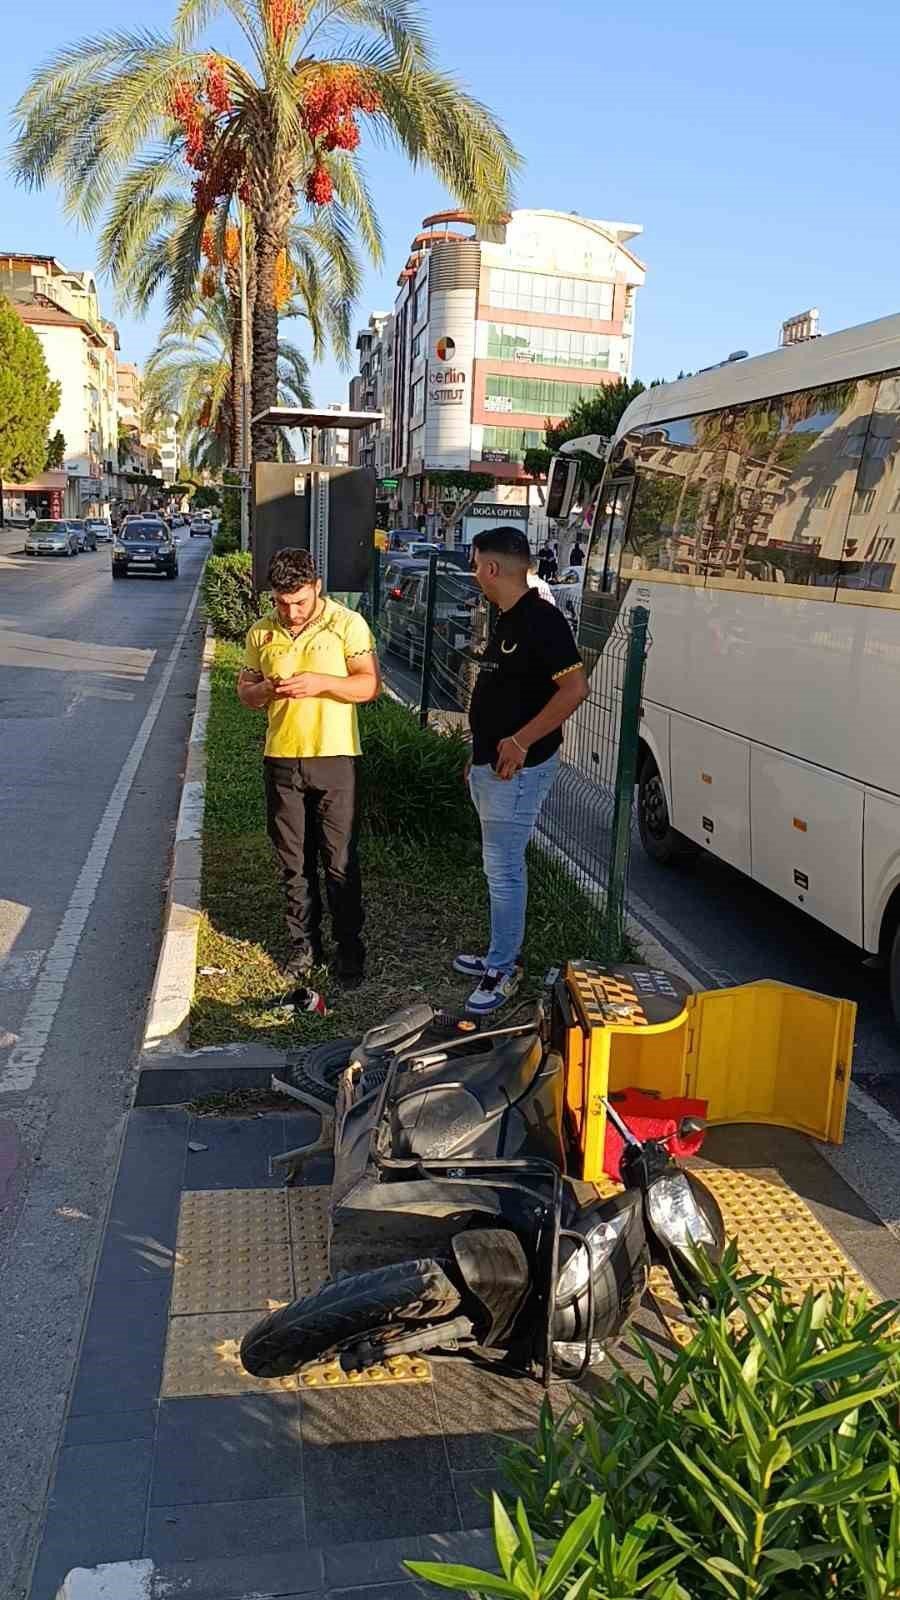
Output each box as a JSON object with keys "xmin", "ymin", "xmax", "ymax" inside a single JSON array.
[{"xmin": 361, "ymin": 1002, "xmax": 434, "ymax": 1055}]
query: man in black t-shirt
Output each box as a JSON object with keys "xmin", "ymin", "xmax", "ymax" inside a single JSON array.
[{"xmin": 457, "ymin": 526, "xmax": 588, "ymax": 1014}]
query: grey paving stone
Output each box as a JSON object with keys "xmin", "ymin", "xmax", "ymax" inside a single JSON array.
[
  {"xmin": 151, "ymin": 1545, "xmax": 323, "ymax": 1598},
  {"xmin": 152, "ymin": 1394, "xmax": 302, "ymax": 1504},
  {"xmin": 323, "ymin": 1535, "xmax": 423, "ymax": 1590},
  {"xmin": 302, "ymin": 1437, "xmax": 459, "ymax": 1546},
  {"xmin": 146, "ymin": 1495, "xmax": 307, "ymax": 1562},
  {"xmin": 64, "ymin": 1407, "xmax": 157, "ymax": 1445},
  {"xmin": 431, "ymin": 1360, "xmax": 569, "ymax": 1471},
  {"xmin": 28, "ymin": 1438, "xmax": 153, "ymax": 1600},
  {"xmin": 451, "ymin": 1470, "xmax": 496, "ymax": 1529},
  {"xmin": 69, "ymin": 1279, "xmax": 169, "ymax": 1415},
  {"xmin": 94, "ymin": 1109, "xmax": 187, "ymax": 1286},
  {"xmin": 182, "ymin": 1114, "xmax": 288, "ymax": 1190},
  {"xmin": 301, "ymin": 1384, "xmax": 444, "ymax": 1446}
]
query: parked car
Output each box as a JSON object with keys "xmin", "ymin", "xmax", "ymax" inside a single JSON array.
[
  {"xmin": 84, "ymin": 517, "xmax": 112, "ymax": 544},
  {"xmin": 65, "ymin": 519, "xmax": 98, "ymax": 551},
  {"xmin": 381, "ymin": 563, "xmax": 480, "ymax": 670},
  {"xmin": 25, "ymin": 519, "xmax": 80, "ymax": 557},
  {"xmin": 112, "ymin": 520, "xmax": 179, "ymax": 580},
  {"xmin": 190, "ymin": 517, "xmax": 212, "ymax": 537},
  {"xmin": 380, "ymin": 553, "xmax": 470, "ymax": 594}
]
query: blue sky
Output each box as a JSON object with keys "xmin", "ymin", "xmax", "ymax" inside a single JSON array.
[{"xmin": 4, "ymin": 0, "xmax": 900, "ymax": 406}]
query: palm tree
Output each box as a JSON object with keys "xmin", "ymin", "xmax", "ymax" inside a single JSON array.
[
  {"xmin": 98, "ymin": 166, "xmax": 379, "ymax": 466},
  {"xmin": 144, "ymin": 287, "xmax": 311, "ymax": 470},
  {"xmin": 12, "ymin": 0, "xmax": 519, "ymax": 461}
]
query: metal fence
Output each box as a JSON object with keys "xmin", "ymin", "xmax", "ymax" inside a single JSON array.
[{"xmin": 366, "ymin": 548, "xmax": 650, "ymax": 959}]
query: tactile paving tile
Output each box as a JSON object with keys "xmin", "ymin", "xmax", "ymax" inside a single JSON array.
[
  {"xmin": 298, "ymin": 1353, "xmax": 431, "ymax": 1388},
  {"xmin": 161, "ymin": 1186, "xmax": 431, "ymax": 1397},
  {"xmin": 171, "ymin": 1189, "xmax": 294, "ymax": 1314},
  {"xmin": 596, "ymin": 1164, "xmax": 872, "ymax": 1346},
  {"xmin": 161, "ymin": 1312, "xmax": 298, "ymax": 1395},
  {"xmin": 287, "ymin": 1184, "xmax": 330, "ymax": 1296}
]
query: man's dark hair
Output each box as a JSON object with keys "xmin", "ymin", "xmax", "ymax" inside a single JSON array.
[
  {"xmin": 471, "ymin": 526, "xmax": 530, "ymax": 565},
  {"xmin": 267, "ymin": 547, "xmax": 319, "ymax": 592}
]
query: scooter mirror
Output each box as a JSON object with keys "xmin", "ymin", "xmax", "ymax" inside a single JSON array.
[{"xmin": 679, "ymin": 1116, "xmax": 706, "ymax": 1139}]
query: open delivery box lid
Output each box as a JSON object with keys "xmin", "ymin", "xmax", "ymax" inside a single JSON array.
[{"xmin": 557, "ymin": 962, "xmax": 855, "ymax": 1184}]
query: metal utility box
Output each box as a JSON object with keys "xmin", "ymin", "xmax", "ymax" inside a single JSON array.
[
  {"xmin": 557, "ymin": 962, "xmax": 855, "ymax": 1182},
  {"xmin": 252, "ymin": 463, "xmax": 375, "ymax": 594}
]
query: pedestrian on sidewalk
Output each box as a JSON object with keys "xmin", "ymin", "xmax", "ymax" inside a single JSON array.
[
  {"xmin": 456, "ymin": 526, "xmax": 588, "ymax": 1014},
  {"xmin": 237, "ymin": 548, "xmax": 381, "ymax": 987}
]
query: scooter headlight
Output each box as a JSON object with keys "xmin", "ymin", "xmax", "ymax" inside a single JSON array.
[
  {"xmin": 647, "ymin": 1173, "xmax": 715, "ymax": 1253},
  {"xmin": 556, "ymin": 1210, "xmax": 629, "ymax": 1303}
]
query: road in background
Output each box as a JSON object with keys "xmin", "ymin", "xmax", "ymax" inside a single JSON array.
[{"xmin": 0, "ymin": 535, "xmax": 208, "ymax": 1599}]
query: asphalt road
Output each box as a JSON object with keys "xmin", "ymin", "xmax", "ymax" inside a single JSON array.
[{"xmin": 0, "ymin": 532, "xmax": 208, "ymax": 1598}]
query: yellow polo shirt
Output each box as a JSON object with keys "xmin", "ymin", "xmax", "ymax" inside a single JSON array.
[{"xmin": 244, "ymin": 600, "xmax": 375, "ymax": 758}]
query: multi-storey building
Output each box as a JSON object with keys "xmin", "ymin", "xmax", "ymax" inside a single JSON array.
[
  {"xmin": 1, "ymin": 252, "xmax": 123, "ymax": 517},
  {"xmin": 382, "ymin": 209, "xmax": 646, "ymax": 537},
  {"xmin": 348, "ymin": 313, "xmax": 393, "ymax": 480}
]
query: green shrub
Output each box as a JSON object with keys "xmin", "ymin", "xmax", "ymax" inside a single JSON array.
[
  {"xmin": 202, "ymin": 552, "xmax": 265, "ymax": 642},
  {"xmin": 410, "ymin": 1262, "xmax": 900, "ymax": 1600},
  {"xmin": 359, "ymin": 697, "xmax": 474, "ymax": 843},
  {"xmin": 216, "ymin": 469, "xmax": 241, "ymax": 553}
]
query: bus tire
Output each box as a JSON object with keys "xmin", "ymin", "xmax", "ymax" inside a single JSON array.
[
  {"xmin": 637, "ymin": 756, "xmax": 698, "ymax": 866},
  {"xmin": 888, "ymin": 923, "xmax": 900, "ymax": 1028}
]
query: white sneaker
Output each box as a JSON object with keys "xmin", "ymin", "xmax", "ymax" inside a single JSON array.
[{"xmin": 466, "ymin": 966, "xmax": 522, "ymax": 1015}]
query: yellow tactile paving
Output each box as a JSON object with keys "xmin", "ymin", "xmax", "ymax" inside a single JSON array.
[
  {"xmin": 287, "ymin": 1184, "xmax": 330, "ymax": 1296},
  {"xmin": 171, "ymin": 1189, "xmax": 294, "ymax": 1314},
  {"xmin": 162, "ymin": 1184, "xmax": 431, "ymax": 1397},
  {"xmin": 597, "ymin": 1163, "xmax": 872, "ymax": 1346},
  {"xmin": 162, "ymin": 1311, "xmax": 298, "ymax": 1395}
]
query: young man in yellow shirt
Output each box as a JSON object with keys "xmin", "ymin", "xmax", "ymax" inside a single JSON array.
[{"xmin": 237, "ymin": 548, "xmax": 381, "ymax": 986}]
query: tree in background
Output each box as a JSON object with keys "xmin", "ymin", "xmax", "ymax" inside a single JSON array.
[
  {"xmin": 45, "ymin": 429, "xmax": 65, "ymax": 469},
  {"xmin": 191, "ymin": 485, "xmax": 220, "ymax": 510},
  {"xmin": 0, "ymin": 299, "xmax": 61, "ymax": 502},
  {"xmin": 12, "ymin": 0, "xmax": 519, "ymax": 462}
]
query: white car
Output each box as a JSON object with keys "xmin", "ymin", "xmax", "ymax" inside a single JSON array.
[{"xmin": 548, "ymin": 565, "xmax": 584, "ymax": 627}]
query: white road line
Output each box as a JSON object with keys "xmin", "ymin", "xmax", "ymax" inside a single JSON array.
[
  {"xmin": 0, "ymin": 566, "xmax": 205, "ymax": 1094},
  {"xmin": 848, "ymin": 1081, "xmax": 900, "ymax": 1147}
]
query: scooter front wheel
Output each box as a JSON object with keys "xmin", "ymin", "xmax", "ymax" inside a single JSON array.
[{"xmin": 240, "ymin": 1257, "xmax": 462, "ymax": 1378}]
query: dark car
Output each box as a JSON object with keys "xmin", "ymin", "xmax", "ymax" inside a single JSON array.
[
  {"xmin": 381, "ymin": 562, "xmax": 480, "ymax": 670},
  {"xmin": 112, "ymin": 520, "xmax": 179, "ymax": 580}
]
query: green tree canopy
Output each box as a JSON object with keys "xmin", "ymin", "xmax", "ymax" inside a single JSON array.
[
  {"xmin": 0, "ymin": 299, "xmax": 60, "ymax": 482},
  {"xmin": 45, "ymin": 428, "xmax": 65, "ymax": 469}
]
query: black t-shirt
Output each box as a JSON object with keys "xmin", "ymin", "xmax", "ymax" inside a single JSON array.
[{"xmin": 469, "ymin": 588, "xmax": 583, "ymax": 768}]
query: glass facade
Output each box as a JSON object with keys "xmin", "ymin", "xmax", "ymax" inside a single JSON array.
[
  {"xmin": 486, "ymin": 322, "xmax": 611, "ymax": 371},
  {"xmin": 489, "ymin": 269, "xmax": 614, "ymax": 321},
  {"xmin": 588, "ymin": 371, "xmax": 900, "ymax": 596},
  {"xmin": 481, "ymin": 426, "xmax": 544, "ymax": 463},
  {"xmin": 484, "ymin": 373, "xmax": 607, "ymax": 417}
]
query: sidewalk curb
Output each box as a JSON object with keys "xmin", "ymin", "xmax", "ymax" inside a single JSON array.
[
  {"xmin": 141, "ymin": 627, "xmax": 215, "ymax": 1059},
  {"xmin": 56, "ymin": 1528, "xmax": 498, "ymax": 1600}
]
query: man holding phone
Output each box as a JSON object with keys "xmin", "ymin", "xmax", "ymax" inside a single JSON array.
[
  {"xmin": 457, "ymin": 526, "xmax": 588, "ymax": 1014},
  {"xmin": 237, "ymin": 548, "xmax": 380, "ymax": 986}
]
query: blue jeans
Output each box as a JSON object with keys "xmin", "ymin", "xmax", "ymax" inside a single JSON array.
[{"xmin": 468, "ymin": 753, "xmax": 560, "ymax": 973}]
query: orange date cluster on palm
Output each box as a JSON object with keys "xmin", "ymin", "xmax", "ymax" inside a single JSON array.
[{"xmin": 300, "ymin": 67, "xmax": 381, "ymax": 205}]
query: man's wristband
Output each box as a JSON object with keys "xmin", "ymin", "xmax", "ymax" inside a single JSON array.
[{"xmin": 510, "ymin": 735, "xmax": 528, "ymax": 757}]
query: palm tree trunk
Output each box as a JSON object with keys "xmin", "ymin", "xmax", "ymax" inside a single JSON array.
[
  {"xmin": 251, "ymin": 223, "xmax": 281, "ymax": 463},
  {"xmin": 251, "ymin": 181, "xmax": 292, "ymax": 462}
]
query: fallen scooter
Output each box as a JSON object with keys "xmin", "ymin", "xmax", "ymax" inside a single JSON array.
[{"xmin": 240, "ymin": 967, "xmax": 725, "ymax": 1383}]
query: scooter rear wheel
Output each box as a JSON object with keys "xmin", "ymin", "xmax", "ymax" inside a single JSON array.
[{"xmin": 240, "ymin": 1257, "xmax": 462, "ymax": 1378}]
